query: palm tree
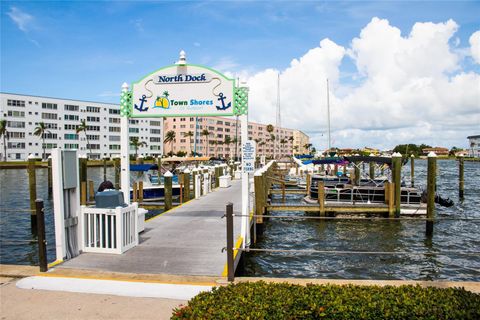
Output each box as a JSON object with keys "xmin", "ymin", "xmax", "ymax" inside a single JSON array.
[
  {"xmin": 259, "ymin": 141, "xmax": 266, "ymax": 156},
  {"xmin": 182, "ymin": 131, "xmax": 194, "ymax": 155},
  {"xmin": 76, "ymin": 119, "xmax": 91, "ymax": 158},
  {"xmin": 210, "ymin": 140, "xmax": 217, "ymax": 157},
  {"xmin": 130, "ymin": 137, "xmax": 147, "ymax": 159},
  {"xmin": 201, "ymin": 129, "xmax": 210, "ymax": 156},
  {"xmin": 303, "ymin": 143, "xmax": 312, "ymax": 154},
  {"xmin": 280, "ymin": 138, "xmax": 287, "ymax": 157},
  {"xmin": 293, "ymin": 145, "xmax": 299, "ymax": 155},
  {"xmin": 224, "ymin": 135, "xmax": 232, "ymax": 158},
  {"xmin": 266, "ymin": 124, "xmax": 275, "ymax": 158},
  {"xmin": 0, "ymin": 119, "xmax": 8, "ymax": 161},
  {"xmin": 33, "ymin": 122, "xmax": 51, "ymax": 160},
  {"xmin": 164, "ymin": 130, "xmax": 176, "ymax": 156}
]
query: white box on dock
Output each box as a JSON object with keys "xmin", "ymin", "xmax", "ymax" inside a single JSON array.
[
  {"xmin": 234, "ymin": 170, "xmax": 242, "ymax": 179},
  {"xmin": 138, "ymin": 208, "xmax": 147, "ymax": 233},
  {"xmin": 220, "ymin": 175, "xmax": 231, "ymax": 188}
]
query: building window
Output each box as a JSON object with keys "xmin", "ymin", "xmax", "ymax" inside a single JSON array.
[
  {"xmin": 42, "ymin": 103, "xmax": 57, "ymax": 110},
  {"xmin": 87, "ymin": 125, "xmax": 100, "ymax": 131},
  {"xmin": 64, "ymin": 124, "xmax": 79, "ymax": 130},
  {"xmin": 109, "ymin": 109, "xmax": 120, "ymax": 115},
  {"xmin": 150, "ymin": 120, "xmax": 162, "ymax": 126},
  {"xmin": 150, "ymin": 129, "xmax": 161, "ymax": 134},
  {"xmin": 109, "ymin": 118, "xmax": 120, "ymax": 124},
  {"xmin": 109, "ymin": 127, "xmax": 121, "ymax": 132},
  {"xmin": 7, "ymin": 121, "xmax": 25, "ymax": 128},
  {"xmin": 45, "ymin": 123, "xmax": 58, "ymax": 130},
  {"xmin": 64, "ymin": 104, "xmax": 79, "ymax": 111},
  {"xmin": 109, "ymin": 145, "xmax": 121, "ymax": 150},
  {"xmin": 65, "ymin": 114, "xmax": 79, "ymax": 121},
  {"xmin": 86, "ymin": 106, "xmax": 100, "ymax": 113},
  {"xmin": 7, "ymin": 111, "xmax": 25, "ymax": 117},
  {"xmin": 150, "ymin": 137, "xmax": 162, "ymax": 143},
  {"xmin": 109, "ymin": 135, "xmax": 120, "ymax": 141},
  {"xmin": 150, "ymin": 145, "xmax": 161, "ymax": 150},
  {"xmin": 9, "ymin": 132, "xmax": 25, "ymax": 139},
  {"xmin": 42, "ymin": 143, "xmax": 57, "ymax": 149},
  {"xmin": 42, "ymin": 113, "xmax": 58, "ymax": 120},
  {"xmin": 87, "ymin": 144, "xmax": 100, "ymax": 150},
  {"xmin": 87, "ymin": 135, "xmax": 100, "ymax": 141},
  {"xmin": 87, "ymin": 116, "xmax": 100, "ymax": 122},
  {"xmin": 64, "ymin": 144, "xmax": 79, "ymax": 149},
  {"xmin": 44, "ymin": 132, "xmax": 57, "ymax": 139},
  {"xmin": 8, "ymin": 142, "xmax": 25, "ymax": 149},
  {"xmin": 129, "ymin": 119, "xmax": 139, "ymax": 125},
  {"xmin": 7, "ymin": 99, "xmax": 25, "ymax": 107},
  {"xmin": 64, "ymin": 134, "xmax": 79, "ymax": 140},
  {"xmin": 129, "ymin": 128, "xmax": 139, "ymax": 133}
]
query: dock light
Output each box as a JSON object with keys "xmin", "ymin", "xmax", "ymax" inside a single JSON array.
[
  {"xmin": 369, "ymin": 153, "xmax": 375, "ymax": 157},
  {"xmin": 184, "ymin": 168, "xmax": 191, "ymax": 174},
  {"xmin": 175, "ymin": 50, "xmax": 187, "ymax": 65},
  {"xmin": 27, "ymin": 154, "xmax": 35, "ymax": 159},
  {"xmin": 164, "ymin": 170, "xmax": 173, "ymax": 177},
  {"xmin": 392, "ymin": 152, "xmax": 402, "ymax": 158}
]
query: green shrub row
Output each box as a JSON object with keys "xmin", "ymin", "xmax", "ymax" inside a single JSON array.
[{"xmin": 172, "ymin": 281, "xmax": 480, "ymax": 319}]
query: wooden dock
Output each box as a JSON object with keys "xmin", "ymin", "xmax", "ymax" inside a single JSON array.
[{"xmin": 56, "ymin": 180, "xmax": 243, "ymax": 277}]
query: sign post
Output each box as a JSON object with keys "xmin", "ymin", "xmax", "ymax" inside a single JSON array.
[
  {"xmin": 120, "ymin": 51, "xmax": 250, "ymax": 246},
  {"xmin": 241, "ymin": 139, "xmax": 255, "ymax": 247}
]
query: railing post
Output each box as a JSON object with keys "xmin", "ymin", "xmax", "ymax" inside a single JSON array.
[
  {"xmin": 47, "ymin": 156, "xmax": 53, "ymax": 199},
  {"xmin": 80, "ymin": 181, "xmax": 87, "ymax": 206},
  {"xmin": 306, "ymin": 173, "xmax": 311, "ymax": 198},
  {"xmin": 254, "ymin": 172, "xmax": 265, "ymax": 224},
  {"xmin": 132, "ymin": 182, "xmax": 138, "ymax": 203},
  {"xmin": 103, "ymin": 158, "xmax": 107, "ymax": 182},
  {"xmin": 426, "ymin": 152, "xmax": 437, "ymax": 237},
  {"xmin": 35, "ymin": 199, "xmax": 47, "ymax": 272},
  {"xmin": 226, "ymin": 202, "xmax": 234, "ymax": 282}
]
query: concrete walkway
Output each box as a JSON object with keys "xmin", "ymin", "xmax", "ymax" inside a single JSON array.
[{"xmin": 57, "ymin": 180, "xmax": 243, "ymax": 276}]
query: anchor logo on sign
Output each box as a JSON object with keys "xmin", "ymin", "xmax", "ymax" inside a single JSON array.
[
  {"xmin": 135, "ymin": 95, "xmax": 149, "ymax": 112},
  {"xmin": 216, "ymin": 93, "xmax": 231, "ymax": 111}
]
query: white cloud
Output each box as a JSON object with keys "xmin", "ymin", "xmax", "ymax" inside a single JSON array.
[
  {"xmin": 7, "ymin": 7, "xmax": 34, "ymax": 32},
  {"xmin": 242, "ymin": 18, "xmax": 480, "ymax": 150},
  {"xmin": 130, "ymin": 19, "xmax": 144, "ymax": 33},
  {"xmin": 469, "ymin": 30, "xmax": 480, "ymax": 64}
]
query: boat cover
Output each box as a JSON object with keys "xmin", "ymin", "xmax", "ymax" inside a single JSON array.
[
  {"xmin": 344, "ymin": 156, "xmax": 392, "ymax": 165},
  {"xmin": 130, "ymin": 164, "xmax": 159, "ymax": 172}
]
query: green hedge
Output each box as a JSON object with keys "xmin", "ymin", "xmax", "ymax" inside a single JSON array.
[{"xmin": 172, "ymin": 281, "xmax": 480, "ymax": 319}]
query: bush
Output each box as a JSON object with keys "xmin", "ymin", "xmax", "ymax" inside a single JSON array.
[{"xmin": 172, "ymin": 281, "xmax": 480, "ymax": 319}]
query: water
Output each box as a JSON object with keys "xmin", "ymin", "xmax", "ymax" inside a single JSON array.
[
  {"xmin": 0, "ymin": 166, "xmax": 163, "ymax": 265},
  {"xmin": 244, "ymin": 159, "xmax": 480, "ymax": 281}
]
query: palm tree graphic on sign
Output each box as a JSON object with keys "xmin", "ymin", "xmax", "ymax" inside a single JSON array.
[{"xmin": 154, "ymin": 91, "xmax": 170, "ymax": 109}]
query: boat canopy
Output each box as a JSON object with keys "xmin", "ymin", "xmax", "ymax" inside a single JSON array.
[
  {"xmin": 296, "ymin": 154, "xmax": 314, "ymax": 159},
  {"xmin": 310, "ymin": 158, "xmax": 348, "ymax": 165},
  {"xmin": 130, "ymin": 164, "xmax": 159, "ymax": 172},
  {"xmin": 344, "ymin": 156, "xmax": 392, "ymax": 165}
]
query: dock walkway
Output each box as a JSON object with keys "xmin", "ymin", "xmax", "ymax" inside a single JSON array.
[{"xmin": 58, "ymin": 180, "xmax": 243, "ymax": 277}]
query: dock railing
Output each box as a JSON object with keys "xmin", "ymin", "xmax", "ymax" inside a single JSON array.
[{"xmin": 80, "ymin": 203, "xmax": 138, "ymax": 254}]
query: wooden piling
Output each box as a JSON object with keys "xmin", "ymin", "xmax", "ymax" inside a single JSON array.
[
  {"xmin": 354, "ymin": 162, "xmax": 360, "ymax": 185},
  {"xmin": 88, "ymin": 180, "xmax": 95, "ymax": 202},
  {"xmin": 343, "ymin": 164, "xmax": 346, "ymax": 176},
  {"xmin": 392, "ymin": 154, "xmax": 402, "ymax": 217},
  {"xmin": 385, "ymin": 182, "xmax": 395, "ymax": 217},
  {"xmin": 80, "ymin": 181, "xmax": 87, "ymax": 205},
  {"xmin": 184, "ymin": 171, "xmax": 191, "ymax": 202},
  {"xmin": 35, "ymin": 199, "xmax": 47, "ymax": 272},
  {"xmin": 410, "ymin": 155, "xmax": 415, "ymax": 187},
  {"xmin": 157, "ymin": 157, "xmax": 162, "ymax": 182},
  {"xmin": 79, "ymin": 157, "xmax": 87, "ymax": 202},
  {"xmin": 369, "ymin": 162, "xmax": 375, "ymax": 180},
  {"xmin": 47, "ymin": 157, "xmax": 52, "ymax": 199},
  {"xmin": 114, "ymin": 158, "xmax": 120, "ymax": 190},
  {"xmin": 215, "ymin": 167, "xmax": 220, "ymax": 188},
  {"xmin": 458, "ymin": 156, "xmax": 464, "ymax": 200},
  {"xmin": 306, "ymin": 173, "xmax": 311, "ymax": 196},
  {"xmin": 27, "ymin": 157, "xmax": 37, "ymax": 232},
  {"xmin": 164, "ymin": 173, "xmax": 173, "ymax": 211},
  {"xmin": 132, "ymin": 182, "xmax": 138, "ymax": 202},
  {"xmin": 426, "ymin": 152, "xmax": 437, "ymax": 236},
  {"xmin": 318, "ymin": 182, "xmax": 325, "ymax": 216},
  {"xmin": 103, "ymin": 158, "xmax": 107, "ymax": 182},
  {"xmin": 254, "ymin": 173, "xmax": 265, "ymax": 224},
  {"xmin": 192, "ymin": 170, "xmax": 197, "ymax": 197},
  {"xmin": 138, "ymin": 181, "xmax": 143, "ymax": 202}
]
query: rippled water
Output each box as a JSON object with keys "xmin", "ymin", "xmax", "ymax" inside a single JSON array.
[
  {"xmin": 0, "ymin": 167, "xmax": 154, "ymax": 265},
  {"xmin": 244, "ymin": 159, "xmax": 480, "ymax": 281}
]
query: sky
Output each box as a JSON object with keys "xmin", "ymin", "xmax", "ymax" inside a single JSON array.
[{"xmin": 1, "ymin": 0, "xmax": 479, "ymax": 151}]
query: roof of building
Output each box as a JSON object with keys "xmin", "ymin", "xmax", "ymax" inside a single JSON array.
[{"xmin": 467, "ymin": 135, "xmax": 480, "ymax": 139}]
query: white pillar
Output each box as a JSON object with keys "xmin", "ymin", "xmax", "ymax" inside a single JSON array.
[
  {"xmin": 240, "ymin": 114, "xmax": 250, "ymax": 247},
  {"xmin": 120, "ymin": 83, "xmax": 131, "ymax": 204}
]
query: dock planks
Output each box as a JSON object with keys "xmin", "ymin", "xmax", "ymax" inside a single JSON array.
[{"xmin": 57, "ymin": 180, "xmax": 243, "ymax": 277}]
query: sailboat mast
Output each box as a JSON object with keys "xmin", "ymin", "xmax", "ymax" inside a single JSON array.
[
  {"xmin": 326, "ymin": 78, "xmax": 331, "ymax": 152},
  {"xmin": 275, "ymin": 72, "xmax": 281, "ymax": 158}
]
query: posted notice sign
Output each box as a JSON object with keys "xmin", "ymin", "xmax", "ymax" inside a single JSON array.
[{"xmin": 242, "ymin": 140, "xmax": 256, "ymax": 173}]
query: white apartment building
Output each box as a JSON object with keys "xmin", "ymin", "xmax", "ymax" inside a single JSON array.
[{"xmin": 0, "ymin": 93, "xmax": 163, "ymax": 161}]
